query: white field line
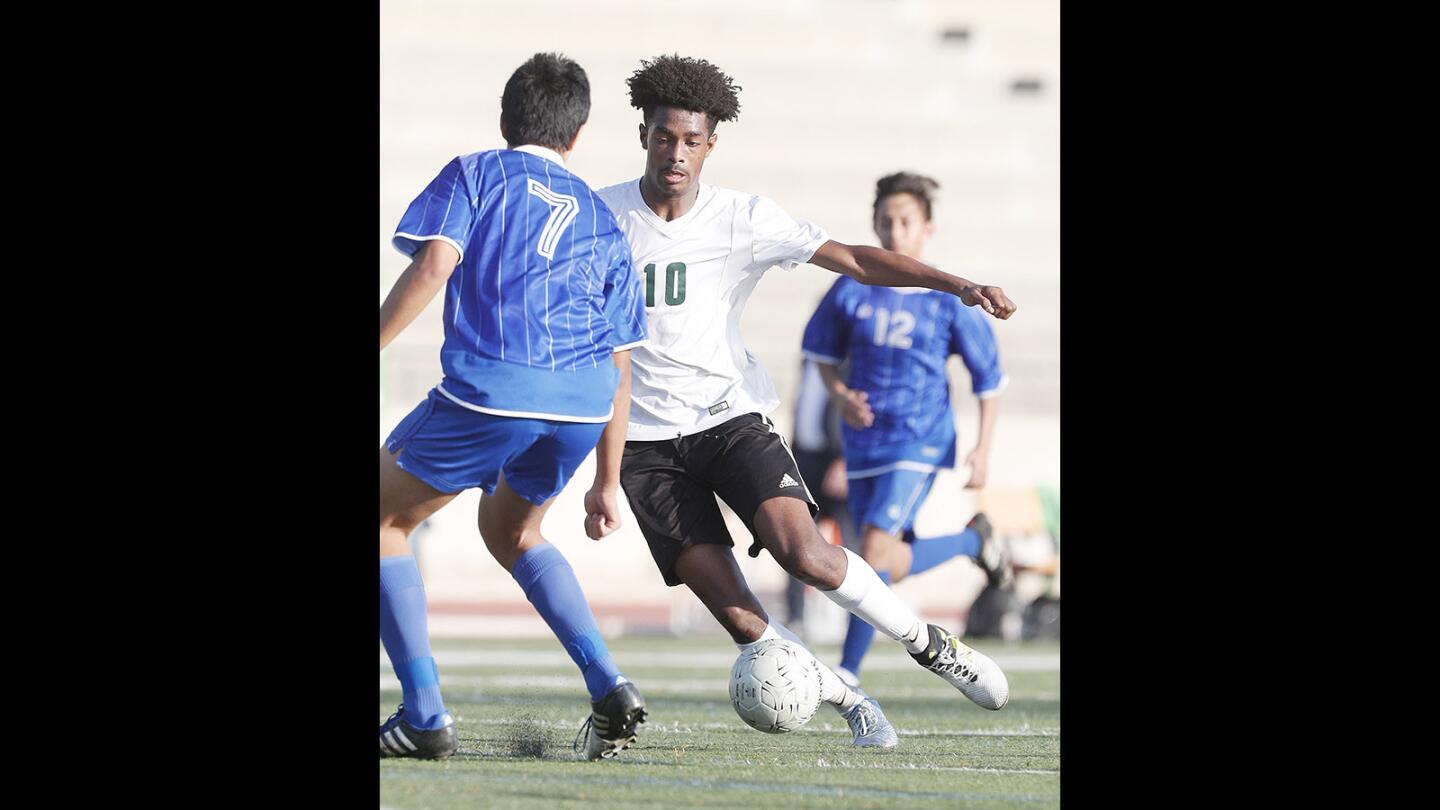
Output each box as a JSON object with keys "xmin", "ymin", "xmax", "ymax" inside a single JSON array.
[
  {"xmin": 375, "ymin": 713, "xmax": 1058, "ymax": 739},
  {"xmin": 380, "ymin": 673, "xmax": 1057, "ymax": 703},
  {"xmin": 378, "ymin": 770, "xmax": 1058, "ymax": 801}
]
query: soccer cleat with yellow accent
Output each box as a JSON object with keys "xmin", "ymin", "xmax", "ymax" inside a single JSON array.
[{"xmin": 911, "ymin": 624, "xmax": 1010, "ymax": 710}]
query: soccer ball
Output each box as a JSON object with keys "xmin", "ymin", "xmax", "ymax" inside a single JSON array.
[{"xmin": 729, "ymin": 639, "xmax": 822, "ymax": 733}]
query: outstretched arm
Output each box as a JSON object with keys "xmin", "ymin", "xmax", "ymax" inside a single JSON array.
[{"xmin": 808, "ymin": 240, "xmax": 1016, "ymax": 320}]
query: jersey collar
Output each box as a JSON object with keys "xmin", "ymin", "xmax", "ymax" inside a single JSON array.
[
  {"xmin": 629, "ymin": 178, "xmax": 713, "ymax": 236},
  {"xmin": 512, "ymin": 143, "xmax": 566, "ymax": 166}
]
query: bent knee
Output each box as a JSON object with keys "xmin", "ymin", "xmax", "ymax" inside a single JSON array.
[{"xmin": 776, "ymin": 537, "xmax": 844, "ymax": 588}]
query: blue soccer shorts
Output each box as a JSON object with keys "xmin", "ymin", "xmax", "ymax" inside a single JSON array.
[
  {"xmin": 846, "ymin": 466, "xmax": 938, "ymax": 537},
  {"xmin": 385, "ymin": 388, "xmax": 605, "ymax": 505}
]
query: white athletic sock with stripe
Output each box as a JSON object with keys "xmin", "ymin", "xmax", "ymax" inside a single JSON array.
[
  {"xmin": 737, "ymin": 621, "xmax": 863, "ymax": 712},
  {"xmin": 823, "ymin": 547, "xmax": 929, "ymax": 654}
]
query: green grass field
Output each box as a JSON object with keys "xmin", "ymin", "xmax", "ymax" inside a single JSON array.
[{"xmin": 381, "ymin": 634, "xmax": 1059, "ymax": 809}]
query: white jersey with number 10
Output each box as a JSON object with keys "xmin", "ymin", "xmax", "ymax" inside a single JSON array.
[{"xmin": 596, "ymin": 180, "xmax": 829, "ymax": 441}]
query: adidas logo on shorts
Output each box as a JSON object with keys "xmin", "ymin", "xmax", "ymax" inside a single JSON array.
[{"xmin": 779, "ymin": 474, "xmax": 799, "ymax": 489}]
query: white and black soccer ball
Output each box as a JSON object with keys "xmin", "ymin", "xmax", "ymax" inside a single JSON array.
[{"xmin": 729, "ymin": 639, "xmax": 822, "ymax": 733}]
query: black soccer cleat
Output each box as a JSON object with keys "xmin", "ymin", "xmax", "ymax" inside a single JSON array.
[
  {"xmin": 379, "ymin": 704, "xmax": 458, "ymax": 760},
  {"xmin": 574, "ymin": 680, "xmax": 647, "ymax": 760},
  {"xmin": 969, "ymin": 512, "xmax": 1014, "ymax": 589}
]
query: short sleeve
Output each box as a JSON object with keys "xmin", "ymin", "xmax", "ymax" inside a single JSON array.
[
  {"xmin": 750, "ymin": 195, "xmax": 829, "ymax": 271},
  {"xmin": 949, "ymin": 300, "xmax": 1007, "ymax": 397},
  {"xmin": 601, "ymin": 233, "xmax": 648, "ymax": 352},
  {"xmin": 392, "ymin": 158, "xmax": 474, "ymax": 263},
  {"xmin": 800, "ymin": 278, "xmax": 850, "ymax": 366}
]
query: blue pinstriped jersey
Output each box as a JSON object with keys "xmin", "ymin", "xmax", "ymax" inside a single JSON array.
[
  {"xmin": 800, "ymin": 277, "xmax": 1004, "ymax": 467},
  {"xmin": 393, "ymin": 147, "xmax": 647, "ymax": 421}
]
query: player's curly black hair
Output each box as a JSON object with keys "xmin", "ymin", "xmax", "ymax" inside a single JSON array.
[
  {"xmin": 626, "ymin": 54, "xmax": 741, "ymax": 133},
  {"xmin": 874, "ymin": 172, "xmax": 940, "ymax": 221}
]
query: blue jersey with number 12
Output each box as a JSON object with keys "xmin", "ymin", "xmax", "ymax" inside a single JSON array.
[{"xmin": 801, "ymin": 277, "xmax": 1005, "ymax": 471}]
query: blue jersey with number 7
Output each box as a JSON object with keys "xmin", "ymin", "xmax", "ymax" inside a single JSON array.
[{"xmin": 392, "ymin": 147, "xmax": 647, "ymax": 422}]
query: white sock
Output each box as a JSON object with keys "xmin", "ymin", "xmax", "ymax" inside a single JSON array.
[
  {"xmin": 736, "ymin": 621, "xmax": 862, "ymax": 711},
  {"xmin": 768, "ymin": 620, "xmax": 861, "ymax": 712},
  {"xmin": 734, "ymin": 623, "xmax": 782, "ymax": 653},
  {"xmin": 823, "ymin": 547, "xmax": 929, "ymax": 654}
]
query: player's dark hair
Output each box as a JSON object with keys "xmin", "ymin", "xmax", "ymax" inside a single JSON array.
[
  {"xmin": 873, "ymin": 172, "xmax": 940, "ymax": 221},
  {"xmin": 501, "ymin": 52, "xmax": 591, "ymax": 151},
  {"xmin": 626, "ymin": 54, "xmax": 741, "ymax": 134}
]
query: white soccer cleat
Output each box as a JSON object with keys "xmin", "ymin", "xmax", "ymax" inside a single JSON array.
[
  {"xmin": 840, "ymin": 695, "xmax": 899, "ymax": 748},
  {"xmin": 911, "ymin": 624, "xmax": 1010, "ymax": 710}
]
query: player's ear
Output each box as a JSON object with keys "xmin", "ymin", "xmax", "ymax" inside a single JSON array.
[
  {"xmin": 704, "ymin": 130, "xmax": 717, "ymax": 156},
  {"xmin": 638, "ymin": 122, "xmax": 649, "ymax": 149},
  {"xmin": 923, "ymin": 219, "xmax": 936, "ymax": 240},
  {"xmin": 499, "ymin": 114, "xmax": 509, "ymax": 144}
]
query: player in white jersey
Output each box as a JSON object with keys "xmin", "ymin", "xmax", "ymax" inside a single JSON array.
[{"xmin": 584, "ymin": 56, "xmax": 1018, "ymax": 743}]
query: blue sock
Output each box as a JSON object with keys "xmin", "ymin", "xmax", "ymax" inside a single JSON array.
[
  {"xmin": 839, "ymin": 570, "xmax": 891, "ymax": 676},
  {"xmin": 379, "ymin": 555, "xmax": 448, "ymax": 729},
  {"xmin": 905, "ymin": 528, "xmax": 981, "ymax": 576},
  {"xmin": 511, "ymin": 543, "xmax": 624, "ymax": 703}
]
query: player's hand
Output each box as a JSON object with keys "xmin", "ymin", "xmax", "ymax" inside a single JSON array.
[
  {"xmin": 836, "ymin": 389, "xmax": 875, "ymax": 429},
  {"xmin": 583, "ymin": 486, "xmax": 623, "ymax": 539},
  {"xmin": 960, "ymin": 285, "xmax": 1017, "ymax": 320},
  {"xmin": 964, "ymin": 448, "xmax": 990, "ymax": 489}
]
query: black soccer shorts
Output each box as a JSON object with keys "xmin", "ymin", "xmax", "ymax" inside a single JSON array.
[{"xmin": 619, "ymin": 413, "xmax": 819, "ymax": 586}]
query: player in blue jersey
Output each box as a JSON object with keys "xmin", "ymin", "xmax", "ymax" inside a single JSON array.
[
  {"xmin": 801, "ymin": 172, "xmax": 1014, "ymax": 688},
  {"xmin": 377, "ymin": 53, "xmax": 649, "ymax": 761}
]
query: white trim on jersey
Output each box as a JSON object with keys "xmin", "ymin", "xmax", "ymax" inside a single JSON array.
[
  {"xmin": 512, "ymin": 143, "xmax": 566, "ymax": 166},
  {"xmin": 800, "ymin": 349, "xmax": 843, "ymax": 365},
  {"xmin": 539, "ymin": 160, "xmax": 558, "ymax": 370},
  {"xmin": 584, "ymin": 194, "xmax": 599, "ymax": 368},
  {"xmin": 976, "ymin": 374, "xmax": 1011, "ymax": 400},
  {"xmin": 394, "ymin": 232, "xmax": 465, "ymax": 264},
  {"xmin": 845, "ymin": 460, "xmax": 940, "ymax": 480},
  {"xmin": 612, "ymin": 338, "xmax": 648, "ymax": 352},
  {"xmin": 436, "ymin": 385, "xmax": 614, "ymax": 424},
  {"xmin": 496, "ymin": 156, "xmax": 508, "ymax": 360}
]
